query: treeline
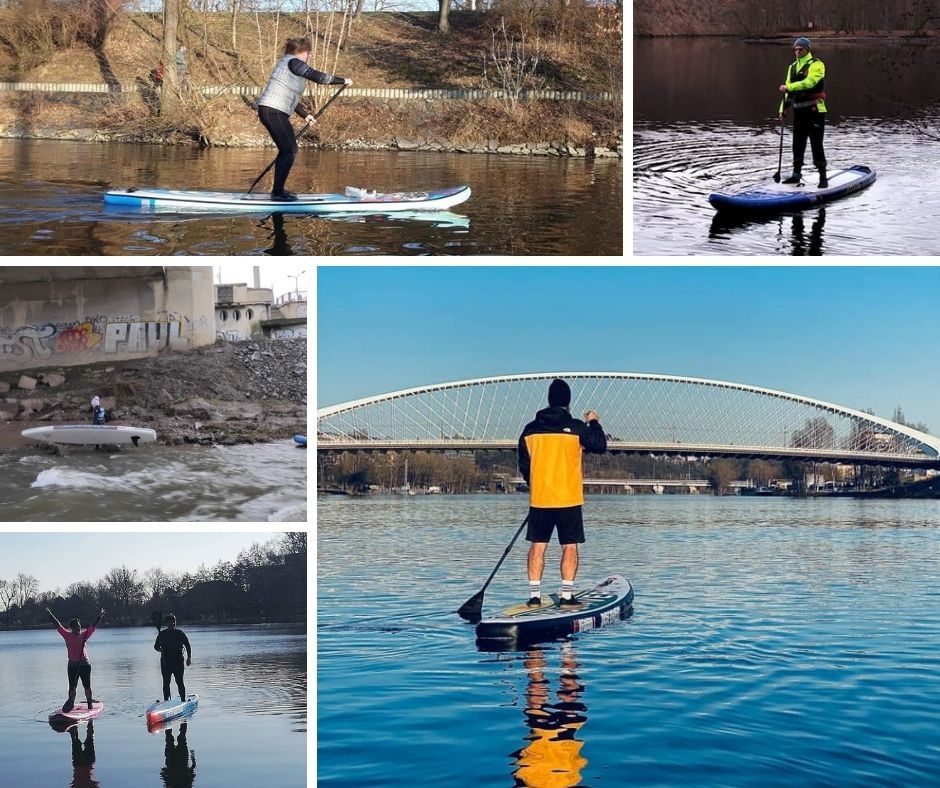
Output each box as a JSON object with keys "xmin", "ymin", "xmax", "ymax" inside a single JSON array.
[
  {"xmin": 319, "ymin": 449, "xmax": 923, "ymax": 496},
  {"xmin": 635, "ymin": 0, "xmax": 938, "ymax": 37},
  {"xmin": 0, "ymin": 532, "xmax": 305, "ymax": 629}
]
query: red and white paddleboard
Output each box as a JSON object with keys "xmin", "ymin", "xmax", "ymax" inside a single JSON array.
[{"xmin": 49, "ymin": 700, "xmax": 104, "ymax": 723}]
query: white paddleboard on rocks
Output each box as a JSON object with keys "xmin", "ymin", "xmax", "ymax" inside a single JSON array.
[{"xmin": 22, "ymin": 424, "xmax": 157, "ymax": 446}]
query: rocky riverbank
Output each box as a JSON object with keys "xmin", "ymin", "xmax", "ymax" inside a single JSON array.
[
  {"xmin": 0, "ymin": 121, "xmax": 623, "ymax": 159},
  {"xmin": 0, "ymin": 338, "xmax": 306, "ymax": 454}
]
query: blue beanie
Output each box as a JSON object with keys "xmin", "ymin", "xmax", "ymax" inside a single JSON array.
[{"xmin": 793, "ymin": 37, "xmax": 811, "ymax": 50}]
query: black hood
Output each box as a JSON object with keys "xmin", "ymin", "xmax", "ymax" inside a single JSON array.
[{"xmin": 535, "ymin": 406, "xmax": 574, "ymax": 428}]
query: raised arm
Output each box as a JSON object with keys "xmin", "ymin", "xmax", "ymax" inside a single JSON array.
[{"xmin": 154, "ymin": 631, "xmax": 163, "ymax": 653}]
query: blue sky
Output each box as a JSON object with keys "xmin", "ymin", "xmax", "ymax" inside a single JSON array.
[
  {"xmin": 318, "ymin": 266, "xmax": 940, "ymax": 433},
  {"xmin": 0, "ymin": 533, "xmax": 279, "ymax": 591}
]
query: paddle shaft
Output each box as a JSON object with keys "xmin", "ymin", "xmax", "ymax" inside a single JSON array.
[
  {"xmin": 247, "ymin": 83, "xmax": 347, "ymax": 195},
  {"xmin": 457, "ymin": 514, "xmax": 529, "ymax": 621},
  {"xmin": 773, "ymin": 95, "xmax": 787, "ymax": 182}
]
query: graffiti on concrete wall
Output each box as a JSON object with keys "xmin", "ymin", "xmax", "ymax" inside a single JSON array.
[
  {"xmin": 1, "ymin": 317, "xmax": 190, "ymax": 365},
  {"xmin": 270, "ymin": 327, "xmax": 307, "ymax": 339}
]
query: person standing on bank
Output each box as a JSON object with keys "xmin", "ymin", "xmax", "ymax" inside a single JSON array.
[
  {"xmin": 154, "ymin": 614, "xmax": 192, "ymax": 702},
  {"xmin": 518, "ymin": 379, "xmax": 607, "ymax": 608},
  {"xmin": 257, "ymin": 37, "xmax": 352, "ymax": 202},
  {"xmin": 779, "ymin": 37, "xmax": 828, "ymax": 188}
]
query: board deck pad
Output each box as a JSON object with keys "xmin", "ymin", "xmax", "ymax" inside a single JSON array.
[
  {"xmin": 146, "ymin": 694, "xmax": 199, "ymax": 725},
  {"xmin": 49, "ymin": 700, "xmax": 104, "ymax": 723},
  {"xmin": 708, "ymin": 164, "xmax": 875, "ymax": 213},
  {"xmin": 104, "ymin": 185, "xmax": 471, "ymax": 214},
  {"xmin": 476, "ymin": 575, "xmax": 633, "ymax": 647}
]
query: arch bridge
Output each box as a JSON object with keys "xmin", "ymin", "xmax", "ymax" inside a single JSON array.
[{"xmin": 317, "ymin": 373, "xmax": 940, "ymax": 468}]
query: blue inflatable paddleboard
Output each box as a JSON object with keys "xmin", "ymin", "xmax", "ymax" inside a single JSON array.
[
  {"xmin": 709, "ymin": 164, "xmax": 875, "ymax": 214},
  {"xmin": 293, "ymin": 435, "xmax": 307, "ymax": 447}
]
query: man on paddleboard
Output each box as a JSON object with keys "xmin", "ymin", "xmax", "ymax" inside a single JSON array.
[
  {"xmin": 779, "ymin": 37, "xmax": 828, "ymax": 188},
  {"xmin": 518, "ymin": 379, "xmax": 607, "ymax": 608},
  {"xmin": 46, "ymin": 606, "xmax": 106, "ymax": 712},
  {"xmin": 257, "ymin": 36, "xmax": 352, "ymax": 202},
  {"xmin": 154, "ymin": 614, "xmax": 192, "ymax": 702}
]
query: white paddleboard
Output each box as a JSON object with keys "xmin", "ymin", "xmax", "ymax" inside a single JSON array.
[
  {"xmin": 22, "ymin": 424, "xmax": 157, "ymax": 446},
  {"xmin": 146, "ymin": 694, "xmax": 199, "ymax": 726}
]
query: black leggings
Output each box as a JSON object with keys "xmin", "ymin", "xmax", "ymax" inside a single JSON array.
[
  {"xmin": 67, "ymin": 660, "xmax": 92, "ymax": 690},
  {"xmin": 792, "ymin": 111, "xmax": 826, "ymax": 171},
  {"xmin": 161, "ymin": 660, "xmax": 186, "ymax": 701},
  {"xmin": 258, "ymin": 105, "xmax": 298, "ymax": 194}
]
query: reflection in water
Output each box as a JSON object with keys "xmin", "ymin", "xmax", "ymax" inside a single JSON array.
[
  {"xmin": 512, "ymin": 643, "xmax": 587, "ymax": 788},
  {"xmin": 68, "ymin": 720, "xmax": 100, "ymax": 788},
  {"xmin": 159, "ymin": 721, "xmax": 197, "ymax": 788},
  {"xmin": 709, "ymin": 206, "xmax": 826, "ymax": 255}
]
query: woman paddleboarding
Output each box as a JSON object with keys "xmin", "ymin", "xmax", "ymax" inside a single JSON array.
[
  {"xmin": 257, "ymin": 36, "xmax": 352, "ymax": 201},
  {"xmin": 46, "ymin": 607, "xmax": 106, "ymax": 712}
]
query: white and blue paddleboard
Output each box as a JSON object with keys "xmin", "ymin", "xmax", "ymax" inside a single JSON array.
[
  {"xmin": 476, "ymin": 575, "xmax": 634, "ymax": 648},
  {"xmin": 104, "ymin": 185, "xmax": 471, "ymax": 213},
  {"xmin": 708, "ymin": 164, "xmax": 875, "ymax": 214},
  {"xmin": 146, "ymin": 694, "xmax": 199, "ymax": 727},
  {"xmin": 22, "ymin": 424, "xmax": 157, "ymax": 446}
]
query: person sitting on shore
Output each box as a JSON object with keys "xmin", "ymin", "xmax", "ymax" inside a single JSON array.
[
  {"xmin": 154, "ymin": 614, "xmax": 192, "ymax": 702},
  {"xmin": 90, "ymin": 395, "xmax": 109, "ymax": 425},
  {"xmin": 46, "ymin": 607, "xmax": 106, "ymax": 712}
]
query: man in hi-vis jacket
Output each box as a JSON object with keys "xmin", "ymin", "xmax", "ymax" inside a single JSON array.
[{"xmin": 779, "ymin": 36, "xmax": 829, "ymax": 188}]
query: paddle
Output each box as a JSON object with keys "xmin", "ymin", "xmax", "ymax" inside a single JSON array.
[
  {"xmin": 772, "ymin": 99, "xmax": 786, "ymax": 183},
  {"xmin": 246, "ymin": 83, "xmax": 348, "ymax": 195},
  {"xmin": 457, "ymin": 514, "xmax": 529, "ymax": 624},
  {"xmin": 151, "ymin": 611, "xmax": 163, "ymax": 632}
]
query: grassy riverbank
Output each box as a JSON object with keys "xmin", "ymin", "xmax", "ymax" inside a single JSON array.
[{"xmin": 0, "ymin": 9, "xmax": 622, "ymax": 150}]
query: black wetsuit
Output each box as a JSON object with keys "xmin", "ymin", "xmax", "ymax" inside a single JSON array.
[{"xmin": 154, "ymin": 628, "xmax": 192, "ymax": 701}]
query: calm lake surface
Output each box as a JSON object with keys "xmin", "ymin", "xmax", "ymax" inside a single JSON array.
[
  {"xmin": 0, "ymin": 140, "xmax": 622, "ymax": 255},
  {"xmin": 0, "ymin": 623, "xmax": 305, "ymax": 788},
  {"xmin": 0, "ymin": 441, "xmax": 306, "ymax": 522},
  {"xmin": 633, "ymin": 38, "xmax": 940, "ymax": 256},
  {"xmin": 319, "ymin": 494, "xmax": 940, "ymax": 786}
]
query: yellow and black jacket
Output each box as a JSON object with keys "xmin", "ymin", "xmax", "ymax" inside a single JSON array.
[
  {"xmin": 518, "ymin": 407, "xmax": 607, "ymax": 508},
  {"xmin": 779, "ymin": 52, "xmax": 827, "ymax": 114}
]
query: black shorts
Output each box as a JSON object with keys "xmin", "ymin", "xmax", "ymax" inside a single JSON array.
[
  {"xmin": 67, "ymin": 660, "xmax": 92, "ymax": 689},
  {"xmin": 526, "ymin": 506, "xmax": 585, "ymax": 545}
]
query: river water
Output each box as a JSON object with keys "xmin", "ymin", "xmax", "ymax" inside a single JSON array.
[
  {"xmin": 0, "ymin": 441, "xmax": 306, "ymax": 522},
  {"xmin": 633, "ymin": 38, "xmax": 940, "ymax": 256},
  {"xmin": 0, "ymin": 139, "xmax": 622, "ymax": 255},
  {"xmin": 0, "ymin": 623, "xmax": 305, "ymax": 787},
  {"xmin": 319, "ymin": 494, "xmax": 940, "ymax": 786}
]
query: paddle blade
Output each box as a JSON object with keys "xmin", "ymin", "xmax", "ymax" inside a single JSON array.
[
  {"xmin": 151, "ymin": 611, "xmax": 163, "ymax": 630},
  {"xmin": 457, "ymin": 591, "xmax": 484, "ymax": 624}
]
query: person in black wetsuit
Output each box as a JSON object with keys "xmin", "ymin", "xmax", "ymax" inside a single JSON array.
[
  {"xmin": 154, "ymin": 614, "xmax": 192, "ymax": 702},
  {"xmin": 256, "ymin": 36, "xmax": 352, "ymax": 201}
]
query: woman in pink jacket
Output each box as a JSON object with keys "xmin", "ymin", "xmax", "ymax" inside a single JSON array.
[{"xmin": 46, "ymin": 607, "xmax": 106, "ymax": 712}]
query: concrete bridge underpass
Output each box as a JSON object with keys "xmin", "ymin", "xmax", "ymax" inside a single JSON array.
[{"xmin": 317, "ymin": 373, "xmax": 940, "ymax": 470}]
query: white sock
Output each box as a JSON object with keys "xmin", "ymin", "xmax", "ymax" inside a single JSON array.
[
  {"xmin": 561, "ymin": 579, "xmax": 575, "ymax": 599},
  {"xmin": 528, "ymin": 581, "xmax": 541, "ymax": 600}
]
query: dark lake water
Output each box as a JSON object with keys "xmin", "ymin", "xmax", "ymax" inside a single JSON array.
[
  {"xmin": 0, "ymin": 140, "xmax": 622, "ymax": 255},
  {"xmin": 633, "ymin": 38, "xmax": 940, "ymax": 255},
  {"xmin": 0, "ymin": 441, "xmax": 306, "ymax": 522},
  {"xmin": 0, "ymin": 623, "xmax": 305, "ymax": 787},
  {"xmin": 319, "ymin": 494, "xmax": 940, "ymax": 786}
]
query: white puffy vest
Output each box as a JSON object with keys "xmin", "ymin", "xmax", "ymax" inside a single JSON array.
[{"xmin": 258, "ymin": 55, "xmax": 307, "ymax": 115}]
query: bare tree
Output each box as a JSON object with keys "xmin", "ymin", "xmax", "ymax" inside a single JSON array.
[
  {"xmin": 15, "ymin": 573, "xmax": 39, "ymax": 607},
  {"xmin": 102, "ymin": 565, "xmax": 146, "ymax": 622}
]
